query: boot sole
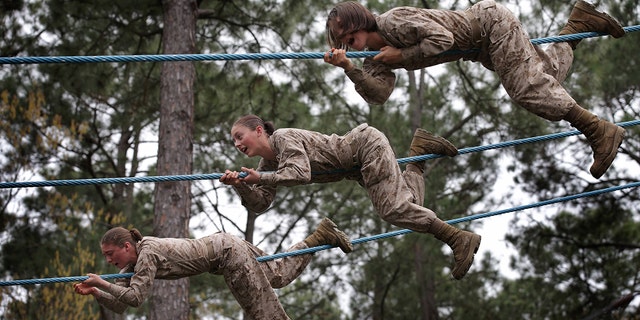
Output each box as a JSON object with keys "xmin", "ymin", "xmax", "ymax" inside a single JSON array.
[
  {"xmin": 590, "ymin": 126, "xmax": 625, "ymax": 179},
  {"xmin": 320, "ymin": 218, "xmax": 354, "ymax": 253},
  {"xmin": 575, "ymin": 0, "xmax": 626, "ymax": 38},
  {"xmin": 452, "ymin": 234, "xmax": 481, "ymax": 280}
]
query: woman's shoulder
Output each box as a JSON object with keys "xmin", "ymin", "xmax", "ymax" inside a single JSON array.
[
  {"xmin": 376, "ymin": 6, "xmax": 432, "ymax": 35},
  {"xmin": 273, "ymin": 127, "xmax": 317, "ymax": 138},
  {"xmin": 379, "ymin": 6, "xmax": 428, "ymax": 20}
]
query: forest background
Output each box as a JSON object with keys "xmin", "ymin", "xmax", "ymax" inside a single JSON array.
[{"xmin": 1, "ymin": 0, "xmax": 639, "ymax": 319}]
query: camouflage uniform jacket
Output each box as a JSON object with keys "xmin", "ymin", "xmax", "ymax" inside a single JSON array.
[
  {"xmin": 345, "ymin": 0, "xmax": 575, "ymax": 120},
  {"xmin": 94, "ymin": 234, "xmax": 311, "ymax": 318},
  {"xmin": 94, "ymin": 236, "xmax": 215, "ymax": 313},
  {"xmin": 233, "ymin": 124, "xmax": 369, "ymax": 213},
  {"xmin": 345, "ymin": 1, "xmax": 490, "ymax": 104}
]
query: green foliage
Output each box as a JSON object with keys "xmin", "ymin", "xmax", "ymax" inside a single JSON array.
[
  {"xmin": 502, "ymin": 202, "xmax": 640, "ymax": 318},
  {"xmin": 1, "ymin": 0, "xmax": 639, "ymax": 319}
]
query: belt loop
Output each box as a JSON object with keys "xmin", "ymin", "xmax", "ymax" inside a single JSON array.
[
  {"xmin": 207, "ymin": 234, "xmax": 219, "ymax": 259},
  {"xmin": 345, "ymin": 124, "xmax": 368, "ymax": 168},
  {"xmin": 464, "ymin": 10, "xmax": 483, "ymax": 48},
  {"xmin": 349, "ymin": 136, "xmax": 358, "ymax": 168}
]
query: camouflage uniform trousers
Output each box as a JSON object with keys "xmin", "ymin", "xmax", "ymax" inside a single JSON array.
[
  {"xmin": 209, "ymin": 233, "xmax": 312, "ymax": 320},
  {"xmin": 345, "ymin": 125, "xmax": 437, "ymax": 234},
  {"xmin": 470, "ymin": 0, "xmax": 578, "ymax": 121}
]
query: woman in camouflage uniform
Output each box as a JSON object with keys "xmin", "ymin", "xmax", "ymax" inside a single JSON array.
[
  {"xmin": 221, "ymin": 114, "xmax": 481, "ymax": 280},
  {"xmin": 323, "ymin": 0, "xmax": 626, "ymax": 179},
  {"xmin": 73, "ymin": 218, "xmax": 352, "ymax": 319}
]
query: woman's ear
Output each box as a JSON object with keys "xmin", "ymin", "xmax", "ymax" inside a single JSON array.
[{"xmin": 255, "ymin": 125, "xmax": 264, "ymax": 137}]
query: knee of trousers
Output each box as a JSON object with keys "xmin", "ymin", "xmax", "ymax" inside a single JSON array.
[
  {"xmin": 210, "ymin": 233, "xmax": 256, "ymax": 270},
  {"xmin": 501, "ymin": 71, "xmax": 573, "ymax": 121},
  {"xmin": 376, "ymin": 199, "xmax": 425, "ymax": 223}
]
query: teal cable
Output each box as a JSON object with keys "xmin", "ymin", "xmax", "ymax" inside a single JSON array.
[
  {"xmin": 1, "ymin": 180, "xmax": 637, "ymax": 286},
  {"xmin": 1, "ymin": 26, "xmax": 638, "ymax": 65}
]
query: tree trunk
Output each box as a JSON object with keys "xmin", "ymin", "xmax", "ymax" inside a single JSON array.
[
  {"xmin": 408, "ymin": 69, "xmax": 439, "ymax": 319},
  {"xmin": 245, "ymin": 209, "xmax": 257, "ymax": 244},
  {"xmin": 414, "ymin": 242, "xmax": 439, "ymax": 320},
  {"xmin": 151, "ymin": 0, "xmax": 196, "ymax": 319}
]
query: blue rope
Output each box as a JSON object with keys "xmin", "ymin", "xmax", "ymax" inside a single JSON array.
[
  {"xmin": 0, "ymin": 273, "xmax": 133, "ymax": 286},
  {"xmin": 259, "ymin": 181, "xmax": 640, "ymax": 261},
  {"xmin": 1, "ymin": 119, "xmax": 637, "ymax": 189},
  {"xmin": 0, "ymin": 172, "xmax": 231, "ymax": 189},
  {"xmin": 0, "ymin": 25, "xmax": 638, "ymax": 286},
  {"xmin": 0, "ymin": 26, "xmax": 638, "ymax": 65},
  {"xmin": 2, "ymin": 180, "xmax": 637, "ymax": 286},
  {"xmin": 401, "ymin": 119, "xmax": 640, "ymax": 163}
]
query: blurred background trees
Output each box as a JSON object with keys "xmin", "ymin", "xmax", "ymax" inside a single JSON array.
[{"xmin": 1, "ymin": 0, "xmax": 639, "ymax": 319}]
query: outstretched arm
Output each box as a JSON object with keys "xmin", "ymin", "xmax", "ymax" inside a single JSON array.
[
  {"xmin": 73, "ymin": 274, "xmax": 129, "ymax": 314},
  {"xmin": 221, "ymin": 168, "xmax": 277, "ymax": 213},
  {"xmin": 324, "ymin": 48, "xmax": 396, "ymax": 105}
]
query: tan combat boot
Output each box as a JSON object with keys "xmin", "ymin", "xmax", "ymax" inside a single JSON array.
[
  {"xmin": 407, "ymin": 128, "xmax": 458, "ymax": 174},
  {"xmin": 564, "ymin": 105, "xmax": 625, "ymax": 179},
  {"xmin": 304, "ymin": 217, "xmax": 353, "ymax": 253},
  {"xmin": 409, "ymin": 128, "xmax": 458, "ymax": 158},
  {"xmin": 560, "ymin": 0, "xmax": 625, "ymax": 49},
  {"xmin": 428, "ymin": 219, "xmax": 481, "ymax": 280}
]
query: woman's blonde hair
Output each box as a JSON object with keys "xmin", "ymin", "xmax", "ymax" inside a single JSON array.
[
  {"xmin": 233, "ymin": 114, "xmax": 276, "ymax": 135},
  {"xmin": 101, "ymin": 227, "xmax": 143, "ymax": 247}
]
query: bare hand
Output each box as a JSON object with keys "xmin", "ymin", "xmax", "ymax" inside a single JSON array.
[
  {"xmin": 373, "ymin": 46, "xmax": 403, "ymax": 64},
  {"xmin": 323, "ymin": 48, "xmax": 354, "ymax": 71},
  {"xmin": 220, "ymin": 169, "xmax": 242, "ymax": 186},
  {"xmin": 74, "ymin": 282, "xmax": 97, "ymax": 295},
  {"xmin": 82, "ymin": 273, "xmax": 103, "ymax": 287},
  {"xmin": 238, "ymin": 167, "xmax": 260, "ymax": 185},
  {"xmin": 220, "ymin": 168, "xmax": 260, "ymax": 185}
]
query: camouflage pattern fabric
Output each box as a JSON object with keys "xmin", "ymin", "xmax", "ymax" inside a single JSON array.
[
  {"xmin": 234, "ymin": 124, "xmax": 439, "ymax": 233},
  {"xmin": 345, "ymin": 0, "xmax": 577, "ymax": 121},
  {"xmin": 95, "ymin": 233, "xmax": 312, "ymax": 319}
]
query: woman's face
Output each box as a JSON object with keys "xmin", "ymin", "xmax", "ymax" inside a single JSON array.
[
  {"xmin": 101, "ymin": 242, "xmax": 136, "ymax": 269},
  {"xmin": 330, "ymin": 17, "xmax": 370, "ymax": 51},
  {"xmin": 338, "ymin": 29, "xmax": 369, "ymax": 51},
  {"xmin": 231, "ymin": 124, "xmax": 261, "ymax": 157}
]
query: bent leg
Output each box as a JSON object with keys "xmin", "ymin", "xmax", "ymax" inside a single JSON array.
[
  {"xmin": 483, "ymin": 4, "xmax": 577, "ymax": 121},
  {"xmin": 355, "ymin": 132, "xmax": 482, "ymax": 279},
  {"xmin": 358, "ymin": 142, "xmax": 437, "ymax": 233},
  {"xmin": 209, "ymin": 234, "xmax": 291, "ymax": 320},
  {"xmin": 403, "ymin": 170, "xmax": 425, "ymax": 206},
  {"xmin": 484, "ymin": 6, "xmax": 624, "ymax": 178},
  {"xmin": 535, "ymin": 42, "xmax": 574, "ymax": 83},
  {"xmin": 249, "ymin": 242, "xmax": 313, "ymax": 289}
]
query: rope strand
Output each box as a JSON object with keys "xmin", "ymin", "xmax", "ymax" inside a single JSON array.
[
  {"xmin": 1, "ymin": 119, "xmax": 637, "ymax": 189},
  {"xmin": 1, "ymin": 25, "xmax": 639, "ymax": 287},
  {"xmin": 2, "ymin": 180, "xmax": 638, "ymax": 286},
  {"xmin": 1, "ymin": 26, "xmax": 638, "ymax": 65}
]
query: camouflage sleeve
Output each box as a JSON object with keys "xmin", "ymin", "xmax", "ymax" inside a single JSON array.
[
  {"xmin": 384, "ymin": 9, "xmax": 455, "ymax": 63},
  {"xmin": 99, "ymin": 253, "xmax": 158, "ymax": 308},
  {"xmin": 230, "ymin": 157, "xmax": 278, "ymax": 213},
  {"xmin": 93, "ymin": 271, "xmax": 133, "ymax": 313},
  {"xmin": 258, "ymin": 132, "xmax": 313, "ymax": 186},
  {"xmin": 345, "ymin": 58, "xmax": 396, "ymax": 105},
  {"xmin": 232, "ymin": 182, "xmax": 276, "ymax": 213},
  {"xmin": 94, "ymin": 289, "xmax": 129, "ymax": 313}
]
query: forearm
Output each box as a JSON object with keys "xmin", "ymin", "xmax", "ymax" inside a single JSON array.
[
  {"xmin": 94, "ymin": 288, "xmax": 129, "ymax": 314},
  {"xmin": 102, "ymin": 282, "xmax": 147, "ymax": 308},
  {"xmin": 233, "ymin": 183, "xmax": 276, "ymax": 213},
  {"xmin": 345, "ymin": 66, "xmax": 395, "ymax": 105}
]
